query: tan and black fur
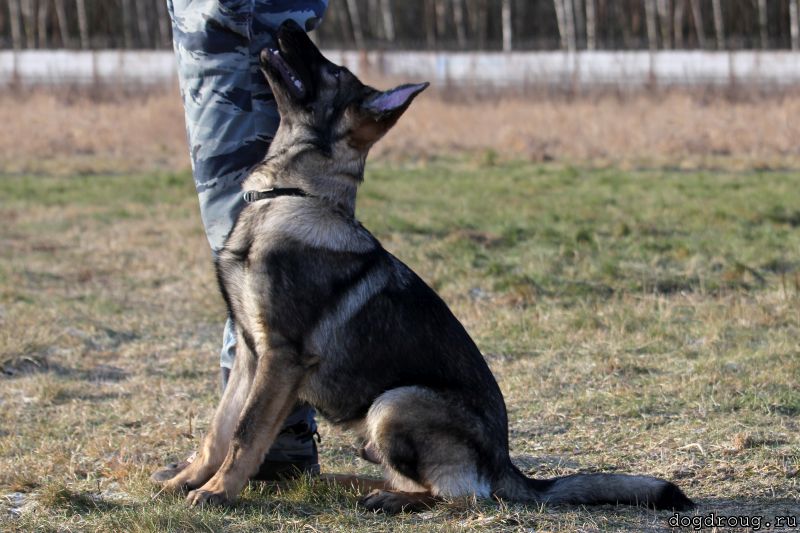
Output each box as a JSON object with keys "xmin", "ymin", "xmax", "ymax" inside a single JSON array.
[{"xmin": 154, "ymin": 21, "xmax": 694, "ymax": 513}]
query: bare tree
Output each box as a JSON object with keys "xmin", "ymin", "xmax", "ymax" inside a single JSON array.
[
  {"xmin": 367, "ymin": 0, "xmax": 378, "ymax": 40},
  {"xmin": 76, "ymin": 0, "xmax": 89, "ymax": 48},
  {"xmin": 135, "ymin": 0, "xmax": 152, "ymax": 48},
  {"xmin": 475, "ymin": 0, "xmax": 489, "ymax": 50},
  {"xmin": 711, "ymin": 0, "xmax": 723, "ymax": 49},
  {"xmin": 585, "ymin": 0, "xmax": 596, "ymax": 49},
  {"xmin": 673, "ymin": 0, "xmax": 685, "ymax": 48},
  {"xmin": 657, "ymin": 0, "xmax": 672, "ymax": 48},
  {"xmin": 644, "ymin": 0, "xmax": 658, "ymax": 51},
  {"xmin": 479, "ymin": 0, "xmax": 488, "ymax": 50},
  {"xmin": 757, "ymin": 0, "xmax": 767, "ymax": 49},
  {"xmin": 9, "ymin": 0, "xmax": 23, "ymax": 50},
  {"xmin": 155, "ymin": 0, "xmax": 170, "ymax": 48},
  {"xmin": 502, "ymin": 0, "xmax": 512, "ymax": 51},
  {"xmin": 54, "ymin": 0, "xmax": 70, "ymax": 47},
  {"xmin": 434, "ymin": 0, "xmax": 447, "ymax": 39},
  {"xmin": 331, "ymin": 2, "xmax": 351, "ymax": 46},
  {"xmin": 554, "ymin": 0, "xmax": 568, "ymax": 50},
  {"xmin": 380, "ymin": 0, "xmax": 395, "ymax": 43},
  {"xmin": 20, "ymin": 0, "xmax": 36, "ymax": 48},
  {"xmin": 563, "ymin": 0, "xmax": 576, "ymax": 50},
  {"xmin": 37, "ymin": 0, "xmax": 50, "ymax": 48},
  {"xmin": 121, "ymin": 0, "xmax": 133, "ymax": 48},
  {"xmin": 573, "ymin": 0, "xmax": 585, "ymax": 49},
  {"xmin": 688, "ymin": 0, "xmax": 705, "ymax": 48},
  {"xmin": 452, "ymin": 0, "xmax": 467, "ymax": 47},
  {"xmin": 424, "ymin": 0, "xmax": 436, "ymax": 47},
  {"xmin": 554, "ymin": 0, "xmax": 577, "ymax": 51},
  {"xmin": 615, "ymin": 0, "xmax": 633, "ymax": 48},
  {"xmin": 7, "ymin": 0, "xmax": 800, "ymax": 52},
  {"xmin": 345, "ymin": 0, "xmax": 364, "ymax": 48}
]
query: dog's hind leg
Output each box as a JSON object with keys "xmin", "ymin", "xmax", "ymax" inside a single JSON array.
[
  {"xmin": 359, "ymin": 386, "xmax": 494, "ymax": 514},
  {"xmin": 185, "ymin": 336, "xmax": 307, "ymax": 506},
  {"xmin": 159, "ymin": 327, "xmax": 257, "ymax": 493}
]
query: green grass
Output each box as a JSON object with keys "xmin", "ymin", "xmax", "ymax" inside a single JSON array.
[{"xmin": 1, "ymin": 161, "xmax": 799, "ymax": 531}]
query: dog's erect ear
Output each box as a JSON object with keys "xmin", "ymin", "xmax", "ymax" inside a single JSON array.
[
  {"xmin": 350, "ymin": 82, "xmax": 429, "ymax": 150},
  {"xmin": 361, "ymin": 82, "xmax": 429, "ymax": 118}
]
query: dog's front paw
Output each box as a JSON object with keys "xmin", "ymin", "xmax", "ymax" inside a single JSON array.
[
  {"xmin": 156, "ymin": 457, "xmax": 218, "ymax": 496},
  {"xmin": 185, "ymin": 474, "xmax": 240, "ymax": 507},
  {"xmin": 186, "ymin": 487, "xmax": 233, "ymax": 507},
  {"xmin": 151, "ymin": 452, "xmax": 197, "ymax": 485},
  {"xmin": 160, "ymin": 477, "xmax": 191, "ymax": 495},
  {"xmin": 359, "ymin": 489, "xmax": 434, "ymax": 514},
  {"xmin": 160, "ymin": 469, "xmax": 212, "ymax": 495},
  {"xmin": 150, "ymin": 461, "xmax": 191, "ymax": 485}
]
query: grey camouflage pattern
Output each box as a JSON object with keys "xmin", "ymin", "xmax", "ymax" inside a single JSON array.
[
  {"xmin": 168, "ymin": 0, "xmax": 328, "ymax": 253},
  {"xmin": 167, "ymin": 0, "xmax": 327, "ymax": 459}
]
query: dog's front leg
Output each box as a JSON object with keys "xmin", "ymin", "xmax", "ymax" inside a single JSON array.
[
  {"xmin": 159, "ymin": 332, "xmax": 258, "ymax": 493},
  {"xmin": 186, "ymin": 339, "xmax": 306, "ymax": 506}
]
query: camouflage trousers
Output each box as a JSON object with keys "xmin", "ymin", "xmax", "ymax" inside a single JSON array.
[{"xmin": 167, "ymin": 0, "xmax": 328, "ymax": 462}]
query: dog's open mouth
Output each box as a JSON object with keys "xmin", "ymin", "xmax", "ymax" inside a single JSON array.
[{"xmin": 264, "ymin": 47, "xmax": 306, "ymax": 100}]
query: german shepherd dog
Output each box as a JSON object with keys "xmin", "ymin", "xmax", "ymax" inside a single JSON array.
[{"xmin": 155, "ymin": 21, "xmax": 694, "ymax": 513}]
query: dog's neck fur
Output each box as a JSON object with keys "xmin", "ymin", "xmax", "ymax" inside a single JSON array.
[{"xmin": 244, "ymin": 147, "xmax": 365, "ymax": 217}]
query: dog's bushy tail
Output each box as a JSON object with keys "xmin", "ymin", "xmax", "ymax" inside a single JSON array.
[{"xmin": 495, "ymin": 464, "xmax": 694, "ymax": 511}]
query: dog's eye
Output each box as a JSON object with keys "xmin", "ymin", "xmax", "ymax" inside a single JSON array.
[{"xmin": 332, "ymin": 68, "xmax": 342, "ymax": 80}]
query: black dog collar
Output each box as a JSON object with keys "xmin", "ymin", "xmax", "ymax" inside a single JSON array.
[{"xmin": 243, "ymin": 187, "xmax": 309, "ymax": 203}]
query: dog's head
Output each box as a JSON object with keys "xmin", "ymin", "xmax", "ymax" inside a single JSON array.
[{"xmin": 260, "ymin": 21, "xmax": 428, "ymax": 161}]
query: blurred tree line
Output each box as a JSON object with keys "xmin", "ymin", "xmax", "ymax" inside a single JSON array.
[{"xmin": 2, "ymin": 0, "xmax": 800, "ymax": 51}]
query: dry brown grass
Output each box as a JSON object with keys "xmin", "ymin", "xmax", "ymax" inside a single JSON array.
[
  {"xmin": 0, "ymin": 87, "xmax": 187, "ymax": 176},
  {"xmin": 389, "ymin": 88, "xmax": 800, "ymax": 170},
  {"xmin": 2, "ymin": 84, "xmax": 800, "ymax": 176}
]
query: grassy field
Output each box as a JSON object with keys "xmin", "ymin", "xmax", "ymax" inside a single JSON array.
[{"xmin": 1, "ymin": 160, "xmax": 799, "ymax": 531}]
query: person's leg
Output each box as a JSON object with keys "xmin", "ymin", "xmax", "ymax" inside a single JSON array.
[{"xmin": 166, "ymin": 0, "xmax": 327, "ymax": 479}]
